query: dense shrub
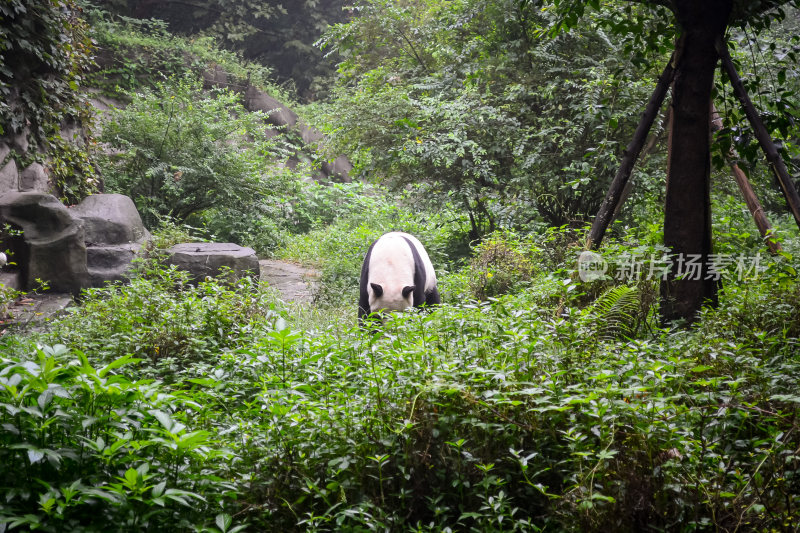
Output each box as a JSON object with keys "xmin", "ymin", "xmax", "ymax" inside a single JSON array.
[
  {"xmin": 466, "ymin": 232, "xmax": 537, "ymax": 300},
  {"xmin": 43, "ymin": 260, "xmax": 283, "ymax": 373},
  {"xmin": 97, "ymin": 76, "xmax": 298, "ymax": 250},
  {"xmin": 3, "ymin": 253, "xmax": 798, "ymax": 531},
  {"xmin": 0, "ymin": 344, "xmax": 242, "ymax": 532}
]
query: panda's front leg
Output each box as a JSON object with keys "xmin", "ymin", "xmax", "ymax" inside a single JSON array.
[{"xmin": 425, "ymin": 287, "xmax": 441, "ymax": 307}]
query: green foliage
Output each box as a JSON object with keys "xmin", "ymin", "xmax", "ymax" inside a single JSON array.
[
  {"xmin": 0, "ymin": 0, "xmax": 93, "ymax": 145},
  {"xmin": 0, "ymin": 0, "xmax": 99, "ymax": 202},
  {"xmin": 466, "ymin": 232, "xmax": 537, "ymax": 300},
  {"xmin": 2, "ymin": 242, "xmax": 799, "ymax": 530},
  {"xmin": 84, "ymin": 11, "xmax": 280, "ymax": 100},
  {"xmin": 46, "ymin": 259, "xmax": 282, "ymax": 374},
  {"xmin": 713, "ymin": 23, "xmax": 800, "ymax": 196},
  {"xmin": 98, "ymin": 76, "xmax": 297, "ymax": 250},
  {"xmin": 0, "ymin": 344, "xmax": 242, "ymax": 531},
  {"xmin": 89, "ymin": 0, "xmax": 350, "ymax": 99},
  {"xmin": 148, "ymin": 217, "xmax": 212, "ymax": 250},
  {"xmin": 319, "ymin": 0, "xmax": 664, "ymax": 233}
]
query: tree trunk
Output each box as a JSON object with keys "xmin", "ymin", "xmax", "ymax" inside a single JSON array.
[{"xmin": 660, "ymin": 0, "xmax": 731, "ymax": 324}]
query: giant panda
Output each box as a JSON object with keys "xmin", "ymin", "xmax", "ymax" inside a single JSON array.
[{"xmin": 358, "ymin": 231, "xmax": 440, "ymax": 324}]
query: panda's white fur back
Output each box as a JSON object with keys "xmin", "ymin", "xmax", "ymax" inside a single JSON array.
[{"xmin": 366, "ymin": 232, "xmax": 436, "ymax": 313}]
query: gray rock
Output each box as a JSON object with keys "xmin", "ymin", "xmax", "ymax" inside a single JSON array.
[
  {"xmin": 244, "ymin": 85, "xmax": 297, "ymax": 128},
  {"xmin": 0, "ymin": 191, "xmax": 89, "ymax": 294},
  {"xmin": 60, "ymin": 120, "xmax": 81, "ymax": 144},
  {"xmin": 85, "ymin": 243, "xmax": 145, "ymax": 287},
  {"xmin": 19, "ymin": 163, "xmax": 50, "ymax": 192},
  {"xmin": 69, "ymin": 193, "xmax": 151, "ymax": 287},
  {"xmin": 165, "ymin": 242, "xmax": 260, "ymax": 283},
  {"xmin": 0, "ymin": 156, "xmax": 18, "ymax": 195},
  {"xmin": 70, "ymin": 193, "xmax": 150, "ymax": 245},
  {"xmin": 86, "ymin": 88, "xmax": 124, "ymax": 114},
  {"xmin": 321, "ymin": 155, "xmax": 353, "ymax": 182},
  {"xmin": 299, "ymin": 124, "xmax": 324, "ymax": 145},
  {"xmin": 11, "ymin": 129, "xmax": 29, "ymax": 154},
  {"xmin": 202, "ymin": 64, "xmax": 230, "ymax": 89}
]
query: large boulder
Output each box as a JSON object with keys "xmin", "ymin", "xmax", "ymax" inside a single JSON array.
[
  {"xmin": 19, "ymin": 163, "xmax": 50, "ymax": 192},
  {"xmin": 244, "ymin": 85, "xmax": 298, "ymax": 128},
  {"xmin": 69, "ymin": 194, "xmax": 151, "ymax": 286},
  {"xmin": 165, "ymin": 243, "xmax": 260, "ymax": 283},
  {"xmin": 321, "ymin": 155, "xmax": 353, "ymax": 182},
  {"xmin": 0, "ymin": 144, "xmax": 18, "ymax": 195},
  {"xmin": 0, "ymin": 191, "xmax": 89, "ymax": 294},
  {"xmin": 70, "ymin": 193, "xmax": 150, "ymax": 245}
]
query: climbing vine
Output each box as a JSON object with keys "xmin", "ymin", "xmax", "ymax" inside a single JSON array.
[{"xmin": 0, "ymin": 0, "xmax": 97, "ymax": 201}]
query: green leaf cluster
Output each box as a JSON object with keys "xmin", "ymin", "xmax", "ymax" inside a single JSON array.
[
  {"xmin": 98, "ymin": 77, "xmax": 298, "ymax": 250},
  {"xmin": 2, "ymin": 239, "xmax": 798, "ymax": 530},
  {"xmin": 318, "ymin": 0, "xmax": 667, "ymax": 236}
]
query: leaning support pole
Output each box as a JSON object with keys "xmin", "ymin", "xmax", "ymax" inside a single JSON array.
[
  {"xmin": 711, "ymin": 104, "xmax": 781, "ymax": 254},
  {"xmin": 587, "ymin": 54, "xmax": 676, "ymax": 249},
  {"xmin": 716, "ymin": 36, "xmax": 800, "ymax": 231}
]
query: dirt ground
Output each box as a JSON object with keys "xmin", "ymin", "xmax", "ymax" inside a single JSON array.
[{"xmin": 259, "ymin": 259, "xmax": 320, "ymax": 304}]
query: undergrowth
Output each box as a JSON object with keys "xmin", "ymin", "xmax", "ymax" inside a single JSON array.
[{"xmin": 1, "ymin": 239, "xmax": 798, "ymax": 531}]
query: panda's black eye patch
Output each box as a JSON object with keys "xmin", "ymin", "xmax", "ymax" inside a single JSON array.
[
  {"xmin": 402, "ymin": 285, "xmax": 415, "ymax": 298},
  {"xmin": 370, "ymin": 283, "xmax": 384, "ymax": 297}
]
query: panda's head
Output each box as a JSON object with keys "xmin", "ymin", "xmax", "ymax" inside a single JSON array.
[{"xmin": 369, "ymin": 282, "xmax": 416, "ymax": 316}]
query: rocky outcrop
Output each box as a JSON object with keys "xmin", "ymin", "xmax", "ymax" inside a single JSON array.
[
  {"xmin": 19, "ymin": 163, "xmax": 50, "ymax": 192},
  {"xmin": 0, "ymin": 151, "xmax": 18, "ymax": 192},
  {"xmin": 0, "ymin": 191, "xmax": 90, "ymax": 294},
  {"xmin": 70, "ymin": 194, "xmax": 151, "ymax": 286},
  {"xmin": 0, "ymin": 192, "xmax": 152, "ymax": 293},
  {"xmin": 71, "ymin": 193, "xmax": 150, "ymax": 245},
  {"xmin": 165, "ymin": 243, "xmax": 260, "ymax": 283},
  {"xmin": 244, "ymin": 85, "xmax": 298, "ymax": 129},
  {"xmin": 196, "ymin": 65, "xmax": 352, "ymax": 183},
  {"xmin": 322, "ymin": 155, "xmax": 354, "ymax": 182},
  {"xmin": 0, "ymin": 141, "xmax": 56, "ymax": 196}
]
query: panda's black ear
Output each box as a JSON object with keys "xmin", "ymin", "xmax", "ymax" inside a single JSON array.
[
  {"xmin": 402, "ymin": 285, "xmax": 416, "ymax": 298},
  {"xmin": 370, "ymin": 283, "xmax": 383, "ymax": 297}
]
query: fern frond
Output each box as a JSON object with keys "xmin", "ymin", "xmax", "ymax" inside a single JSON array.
[{"xmin": 586, "ymin": 285, "xmax": 640, "ymax": 340}]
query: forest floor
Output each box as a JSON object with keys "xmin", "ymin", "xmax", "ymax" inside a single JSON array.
[{"xmin": 259, "ymin": 259, "xmax": 319, "ymax": 304}]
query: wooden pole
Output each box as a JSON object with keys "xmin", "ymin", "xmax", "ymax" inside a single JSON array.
[
  {"xmin": 588, "ymin": 54, "xmax": 676, "ymax": 248},
  {"xmin": 710, "ymin": 104, "xmax": 781, "ymax": 254},
  {"xmin": 716, "ymin": 36, "xmax": 800, "ymax": 231}
]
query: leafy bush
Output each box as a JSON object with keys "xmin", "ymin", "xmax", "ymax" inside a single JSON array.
[
  {"xmin": 85, "ymin": 11, "xmax": 279, "ymax": 101},
  {"xmin": 0, "ymin": 344, "xmax": 242, "ymax": 532},
  {"xmin": 44, "ymin": 260, "xmax": 282, "ymax": 374},
  {"xmin": 148, "ymin": 217, "xmax": 212, "ymax": 250},
  {"xmin": 98, "ymin": 76, "xmax": 298, "ymax": 249},
  {"xmin": 318, "ymin": 0, "xmax": 664, "ymax": 234},
  {"xmin": 466, "ymin": 232, "xmax": 537, "ymax": 299}
]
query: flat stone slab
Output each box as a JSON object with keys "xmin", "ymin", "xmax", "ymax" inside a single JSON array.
[{"xmin": 166, "ymin": 242, "xmax": 260, "ymax": 283}]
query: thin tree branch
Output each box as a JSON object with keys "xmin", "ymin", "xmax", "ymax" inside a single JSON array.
[
  {"xmin": 587, "ymin": 52, "xmax": 676, "ymax": 248},
  {"xmin": 711, "ymin": 103, "xmax": 781, "ymax": 254},
  {"xmin": 716, "ymin": 35, "xmax": 800, "ymax": 232}
]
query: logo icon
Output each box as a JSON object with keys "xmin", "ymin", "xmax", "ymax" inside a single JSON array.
[{"xmin": 578, "ymin": 251, "xmax": 607, "ymax": 282}]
